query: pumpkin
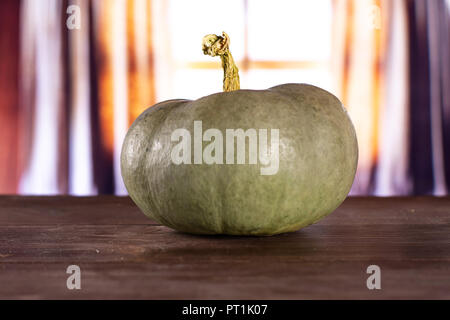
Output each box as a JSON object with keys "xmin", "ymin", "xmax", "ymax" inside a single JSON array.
[{"xmin": 121, "ymin": 32, "xmax": 358, "ymax": 236}]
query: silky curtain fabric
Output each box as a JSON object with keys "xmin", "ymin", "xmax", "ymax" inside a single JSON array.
[
  {"xmin": 0, "ymin": 0, "xmax": 156, "ymax": 195},
  {"xmin": 0, "ymin": 0, "xmax": 21, "ymax": 194},
  {"xmin": 0, "ymin": 0, "xmax": 448, "ymax": 195},
  {"xmin": 332, "ymin": 0, "xmax": 450, "ymax": 195},
  {"xmin": 407, "ymin": 0, "xmax": 450, "ymax": 195}
]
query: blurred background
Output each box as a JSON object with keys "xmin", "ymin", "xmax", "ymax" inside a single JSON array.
[{"xmin": 0, "ymin": 0, "xmax": 449, "ymax": 196}]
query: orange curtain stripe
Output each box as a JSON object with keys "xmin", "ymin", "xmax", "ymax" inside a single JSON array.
[
  {"xmin": 95, "ymin": 2, "xmax": 115, "ymax": 155},
  {"xmin": 127, "ymin": 0, "xmax": 156, "ymax": 127},
  {"xmin": 0, "ymin": 0, "xmax": 21, "ymax": 193}
]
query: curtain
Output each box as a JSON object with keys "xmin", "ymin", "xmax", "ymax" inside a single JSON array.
[
  {"xmin": 0, "ymin": 0, "xmax": 448, "ymax": 195},
  {"xmin": 1, "ymin": 0, "xmax": 156, "ymax": 195},
  {"xmin": 407, "ymin": 0, "xmax": 450, "ymax": 195},
  {"xmin": 332, "ymin": 0, "xmax": 450, "ymax": 195},
  {"xmin": 0, "ymin": 0, "xmax": 21, "ymax": 194}
]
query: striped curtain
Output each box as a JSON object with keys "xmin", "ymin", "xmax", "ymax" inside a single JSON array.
[
  {"xmin": 332, "ymin": 0, "xmax": 450, "ymax": 195},
  {"xmin": 0, "ymin": 0, "xmax": 21, "ymax": 194},
  {"xmin": 0, "ymin": 0, "xmax": 155, "ymax": 195},
  {"xmin": 407, "ymin": 0, "xmax": 450, "ymax": 195},
  {"xmin": 0, "ymin": 0, "xmax": 449, "ymax": 195}
]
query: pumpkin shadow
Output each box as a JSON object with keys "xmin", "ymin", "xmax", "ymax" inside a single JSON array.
[{"xmin": 144, "ymin": 228, "xmax": 322, "ymax": 260}]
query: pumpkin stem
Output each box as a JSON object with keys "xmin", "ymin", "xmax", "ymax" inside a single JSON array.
[{"xmin": 202, "ymin": 31, "xmax": 240, "ymax": 92}]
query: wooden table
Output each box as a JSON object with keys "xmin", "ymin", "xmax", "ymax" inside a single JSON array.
[{"xmin": 0, "ymin": 196, "xmax": 449, "ymax": 299}]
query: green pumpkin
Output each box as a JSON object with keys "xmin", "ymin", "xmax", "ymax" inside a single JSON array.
[{"xmin": 120, "ymin": 32, "xmax": 358, "ymax": 236}]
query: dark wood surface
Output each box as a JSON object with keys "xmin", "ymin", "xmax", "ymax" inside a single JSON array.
[{"xmin": 0, "ymin": 196, "xmax": 449, "ymax": 299}]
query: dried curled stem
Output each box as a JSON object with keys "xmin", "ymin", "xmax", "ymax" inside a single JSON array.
[{"xmin": 202, "ymin": 31, "xmax": 240, "ymax": 92}]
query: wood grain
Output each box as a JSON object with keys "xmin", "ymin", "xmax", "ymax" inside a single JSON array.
[{"xmin": 0, "ymin": 196, "xmax": 449, "ymax": 299}]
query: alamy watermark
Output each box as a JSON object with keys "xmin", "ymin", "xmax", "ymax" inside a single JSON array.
[
  {"xmin": 170, "ymin": 121, "xmax": 280, "ymax": 175},
  {"xmin": 368, "ymin": 4, "xmax": 381, "ymax": 30},
  {"xmin": 66, "ymin": 265, "xmax": 81, "ymax": 290},
  {"xmin": 366, "ymin": 265, "xmax": 381, "ymax": 290},
  {"xmin": 66, "ymin": 4, "xmax": 81, "ymax": 30}
]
